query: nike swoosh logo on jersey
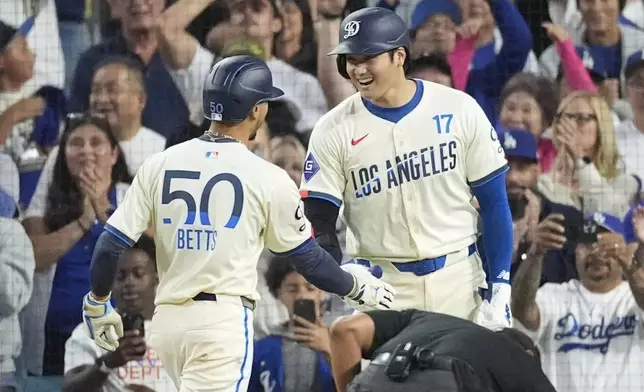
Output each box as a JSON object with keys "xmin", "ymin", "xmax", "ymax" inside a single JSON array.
[{"xmin": 351, "ymin": 134, "xmax": 369, "ymax": 146}]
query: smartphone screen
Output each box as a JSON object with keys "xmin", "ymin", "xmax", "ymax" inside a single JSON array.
[
  {"xmin": 121, "ymin": 313, "xmax": 145, "ymax": 336},
  {"xmin": 293, "ymin": 299, "xmax": 316, "ymax": 323}
]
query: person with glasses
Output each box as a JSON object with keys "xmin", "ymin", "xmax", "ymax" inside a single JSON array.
[
  {"xmin": 537, "ymin": 90, "xmax": 640, "ymax": 218},
  {"xmin": 155, "ymin": 0, "xmax": 327, "ymax": 134},
  {"xmin": 20, "ymin": 114, "xmax": 132, "ymax": 376},
  {"xmin": 25, "ymin": 56, "xmax": 167, "ymax": 226},
  {"xmin": 615, "ymin": 50, "xmax": 644, "ymax": 184}
]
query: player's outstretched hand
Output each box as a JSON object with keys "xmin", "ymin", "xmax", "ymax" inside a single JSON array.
[
  {"xmin": 82, "ymin": 292, "xmax": 124, "ymax": 351},
  {"xmin": 341, "ymin": 262, "xmax": 395, "ymax": 312},
  {"xmin": 473, "ymin": 283, "xmax": 513, "ymax": 331}
]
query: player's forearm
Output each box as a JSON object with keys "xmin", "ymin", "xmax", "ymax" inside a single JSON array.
[
  {"xmin": 280, "ymin": 238, "xmax": 354, "ymax": 296},
  {"xmin": 89, "ymin": 229, "xmax": 131, "ymax": 297},
  {"xmin": 471, "ymin": 172, "xmax": 513, "ymax": 284},
  {"xmin": 304, "ymin": 198, "xmax": 343, "ymax": 263},
  {"xmin": 61, "ymin": 364, "xmax": 109, "ymax": 392},
  {"xmin": 511, "ymin": 249, "xmax": 544, "ymax": 330}
]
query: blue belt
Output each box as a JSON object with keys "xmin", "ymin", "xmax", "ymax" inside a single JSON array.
[
  {"xmin": 192, "ymin": 292, "xmax": 256, "ymax": 311},
  {"xmin": 355, "ymin": 243, "xmax": 477, "ymax": 277}
]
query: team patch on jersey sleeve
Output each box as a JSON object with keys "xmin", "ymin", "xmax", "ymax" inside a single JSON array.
[{"xmin": 303, "ymin": 153, "xmax": 320, "ymax": 183}]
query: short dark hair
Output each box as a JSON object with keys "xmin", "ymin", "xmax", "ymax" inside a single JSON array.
[
  {"xmin": 130, "ymin": 234, "xmax": 157, "ymax": 271},
  {"xmin": 266, "ymin": 100, "xmax": 298, "ymax": 137},
  {"xmin": 408, "ymin": 53, "xmax": 453, "ymax": 83},
  {"xmin": 93, "ymin": 55, "xmax": 147, "ymax": 95},
  {"xmin": 500, "ymin": 73, "xmax": 559, "ymax": 128},
  {"xmin": 264, "ymin": 256, "xmax": 296, "ymax": 298}
]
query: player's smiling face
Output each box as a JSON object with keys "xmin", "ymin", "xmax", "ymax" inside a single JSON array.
[{"xmin": 346, "ymin": 49, "xmax": 405, "ymax": 101}]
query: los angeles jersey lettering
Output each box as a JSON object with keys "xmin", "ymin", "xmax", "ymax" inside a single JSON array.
[
  {"xmin": 516, "ymin": 280, "xmax": 644, "ymax": 392},
  {"xmin": 106, "ymin": 138, "xmax": 311, "ymax": 305},
  {"xmin": 300, "ymin": 80, "xmax": 506, "ymax": 262}
]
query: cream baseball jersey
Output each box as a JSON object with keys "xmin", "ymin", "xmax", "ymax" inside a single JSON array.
[
  {"xmin": 516, "ymin": 280, "xmax": 644, "ymax": 392},
  {"xmin": 300, "ymin": 80, "xmax": 507, "ymax": 262},
  {"xmin": 106, "ymin": 136, "xmax": 312, "ymax": 305}
]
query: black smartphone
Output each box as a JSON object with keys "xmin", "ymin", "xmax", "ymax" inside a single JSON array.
[
  {"xmin": 508, "ymin": 194, "xmax": 528, "ymax": 220},
  {"xmin": 121, "ymin": 313, "xmax": 145, "ymax": 336},
  {"xmin": 293, "ymin": 299, "xmax": 316, "ymax": 323}
]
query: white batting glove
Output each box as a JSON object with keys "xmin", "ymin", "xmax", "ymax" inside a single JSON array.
[
  {"xmin": 473, "ymin": 282, "xmax": 513, "ymax": 331},
  {"xmin": 341, "ymin": 262, "xmax": 396, "ymax": 312},
  {"xmin": 82, "ymin": 292, "xmax": 123, "ymax": 351}
]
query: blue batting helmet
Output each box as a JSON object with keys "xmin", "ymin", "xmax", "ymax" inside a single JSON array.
[
  {"xmin": 202, "ymin": 55, "xmax": 284, "ymax": 124},
  {"xmin": 328, "ymin": 7, "xmax": 411, "ymax": 79}
]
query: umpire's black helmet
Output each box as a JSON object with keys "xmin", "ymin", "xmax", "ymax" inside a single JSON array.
[
  {"xmin": 328, "ymin": 7, "xmax": 411, "ymax": 79},
  {"xmin": 202, "ymin": 55, "xmax": 284, "ymax": 124}
]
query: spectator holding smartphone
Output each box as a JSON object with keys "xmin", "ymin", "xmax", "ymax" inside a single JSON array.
[
  {"xmin": 481, "ymin": 129, "xmax": 581, "ymax": 284},
  {"xmin": 512, "ymin": 211, "xmax": 644, "ymax": 392},
  {"xmin": 248, "ymin": 256, "xmax": 336, "ymax": 392},
  {"xmin": 62, "ymin": 235, "xmax": 177, "ymax": 392}
]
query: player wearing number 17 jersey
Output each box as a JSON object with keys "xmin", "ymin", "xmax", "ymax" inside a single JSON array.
[
  {"xmin": 300, "ymin": 8, "xmax": 514, "ymax": 331},
  {"xmin": 80, "ymin": 55, "xmax": 395, "ymax": 392}
]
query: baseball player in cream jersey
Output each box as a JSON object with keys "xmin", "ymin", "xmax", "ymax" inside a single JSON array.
[
  {"xmin": 80, "ymin": 55, "xmax": 395, "ymax": 392},
  {"xmin": 300, "ymin": 7, "xmax": 514, "ymax": 330}
]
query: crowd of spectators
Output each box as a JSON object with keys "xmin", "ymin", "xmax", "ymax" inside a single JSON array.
[{"xmin": 2, "ymin": 0, "xmax": 644, "ymax": 391}]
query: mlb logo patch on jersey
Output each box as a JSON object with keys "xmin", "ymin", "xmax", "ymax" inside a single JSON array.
[
  {"xmin": 303, "ymin": 153, "xmax": 320, "ymax": 183},
  {"xmin": 205, "ymin": 151, "xmax": 219, "ymax": 158}
]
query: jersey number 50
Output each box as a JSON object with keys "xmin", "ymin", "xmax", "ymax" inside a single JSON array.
[{"xmin": 161, "ymin": 170, "xmax": 244, "ymax": 229}]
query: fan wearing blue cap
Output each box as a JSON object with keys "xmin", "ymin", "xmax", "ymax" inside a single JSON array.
[
  {"xmin": 410, "ymin": 0, "xmax": 463, "ymax": 56},
  {"xmin": 512, "ymin": 209, "xmax": 644, "ymax": 391},
  {"xmin": 492, "ymin": 129, "xmax": 581, "ymax": 283},
  {"xmin": 616, "ymin": 50, "xmax": 644, "ymax": 183}
]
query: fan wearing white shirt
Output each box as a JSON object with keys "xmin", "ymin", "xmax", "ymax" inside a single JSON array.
[
  {"xmin": 63, "ymin": 235, "xmax": 176, "ymax": 392},
  {"xmin": 26, "ymin": 56, "xmax": 166, "ymax": 220},
  {"xmin": 512, "ymin": 211, "xmax": 644, "ymax": 392},
  {"xmin": 616, "ymin": 50, "xmax": 644, "ymax": 183},
  {"xmin": 155, "ymin": 0, "xmax": 328, "ymax": 133}
]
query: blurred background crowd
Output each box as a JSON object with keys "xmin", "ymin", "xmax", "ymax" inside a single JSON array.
[{"xmin": 1, "ymin": 0, "xmax": 644, "ymax": 391}]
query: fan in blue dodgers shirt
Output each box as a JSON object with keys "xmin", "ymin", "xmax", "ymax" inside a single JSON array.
[{"xmin": 512, "ymin": 211, "xmax": 644, "ymax": 392}]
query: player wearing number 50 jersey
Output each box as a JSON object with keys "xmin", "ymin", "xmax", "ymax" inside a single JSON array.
[
  {"xmin": 80, "ymin": 55, "xmax": 395, "ymax": 392},
  {"xmin": 300, "ymin": 8, "xmax": 514, "ymax": 331}
]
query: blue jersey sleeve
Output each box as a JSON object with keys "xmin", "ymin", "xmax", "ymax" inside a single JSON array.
[
  {"xmin": 273, "ymin": 238, "xmax": 354, "ymax": 296},
  {"xmin": 471, "ymin": 172, "xmax": 513, "ymax": 284}
]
